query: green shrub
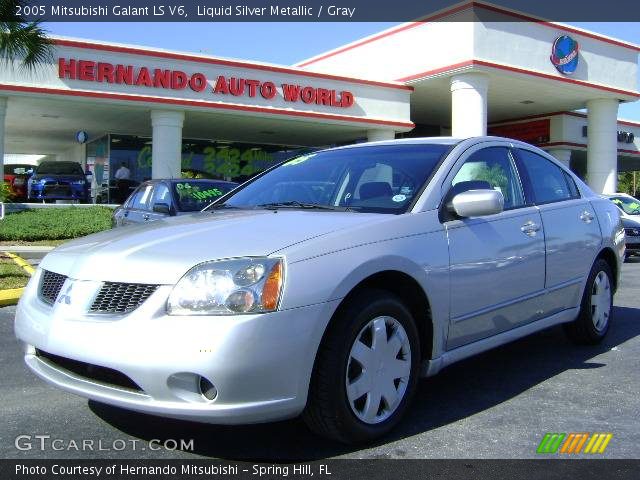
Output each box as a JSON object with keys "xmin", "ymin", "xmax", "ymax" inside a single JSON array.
[
  {"xmin": 1, "ymin": 182, "xmax": 14, "ymax": 202},
  {"xmin": 0, "ymin": 207, "xmax": 113, "ymax": 241}
]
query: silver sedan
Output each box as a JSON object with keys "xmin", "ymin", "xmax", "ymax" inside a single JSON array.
[{"xmin": 14, "ymin": 137, "xmax": 624, "ymax": 443}]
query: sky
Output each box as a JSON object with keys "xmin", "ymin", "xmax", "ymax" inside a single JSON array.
[{"xmin": 42, "ymin": 21, "xmax": 640, "ymax": 121}]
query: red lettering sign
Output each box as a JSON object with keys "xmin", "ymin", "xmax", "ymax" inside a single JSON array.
[
  {"xmin": 57, "ymin": 57, "xmax": 356, "ymax": 109},
  {"xmin": 489, "ymin": 120, "xmax": 551, "ymax": 144}
]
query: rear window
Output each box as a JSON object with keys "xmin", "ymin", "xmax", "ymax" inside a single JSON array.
[
  {"xmin": 36, "ymin": 162, "xmax": 84, "ymax": 175},
  {"xmin": 173, "ymin": 181, "xmax": 237, "ymax": 212},
  {"xmin": 4, "ymin": 165, "xmax": 33, "ymax": 175}
]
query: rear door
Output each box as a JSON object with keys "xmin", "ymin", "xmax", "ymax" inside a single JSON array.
[
  {"xmin": 514, "ymin": 148, "xmax": 602, "ymax": 313},
  {"xmin": 443, "ymin": 144, "xmax": 547, "ymax": 349}
]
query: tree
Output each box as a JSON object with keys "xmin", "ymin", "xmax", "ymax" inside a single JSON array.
[{"xmin": 0, "ymin": 0, "xmax": 53, "ymax": 71}]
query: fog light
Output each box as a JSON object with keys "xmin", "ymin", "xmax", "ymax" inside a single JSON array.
[{"xmin": 199, "ymin": 376, "xmax": 217, "ymax": 401}]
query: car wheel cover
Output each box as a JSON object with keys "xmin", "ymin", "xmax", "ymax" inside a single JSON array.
[
  {"xmin": 345, "ymin": 316, "xmax": 411, "ymax": 425},
  {"xmin": 591, "ymin": 271, "xmax": 611, "ymax": 332}
]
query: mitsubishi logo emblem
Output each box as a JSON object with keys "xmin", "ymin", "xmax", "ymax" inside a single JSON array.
[{"xmin": 57, "ymin": 283, "xmax": 73, "ymax": 305}]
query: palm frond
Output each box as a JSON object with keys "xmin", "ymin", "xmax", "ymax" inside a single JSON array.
[{"xmin": 0, "ymin": 0, "xmax": 53, "ymax": 71}]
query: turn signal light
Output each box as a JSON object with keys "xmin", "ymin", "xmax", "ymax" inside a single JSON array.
[{"xmin": 262, "ymin": 261, "xmax": 283, "ymax": 311}]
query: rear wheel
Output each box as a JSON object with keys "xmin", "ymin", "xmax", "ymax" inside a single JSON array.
[
  {"xmin": 564, "ymin": 258, "xmax": 613, "ymax": 345},
  {"xmin": 303, "ymin": 290, "xmax": 420, "ymax": 443}
]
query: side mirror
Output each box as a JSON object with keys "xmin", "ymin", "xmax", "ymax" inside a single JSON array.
[
  {"xmin": 449, "ymin": 189, "xmax": 504, "ymax": 218},
  {"xmin": 153, "ymin": 203, "xmax": 171, "ymax": 215}
]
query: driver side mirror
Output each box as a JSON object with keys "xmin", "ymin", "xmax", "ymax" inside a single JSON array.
[
  {"xmin": 449, "ymin": 189, "xmax": 504, "ymax": 218},
  {"xmin": 153, "ymin": 203, "xmax": 171, "ymax": 215}
]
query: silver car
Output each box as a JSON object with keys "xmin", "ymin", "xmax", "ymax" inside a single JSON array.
[{"xmin": 14, "ymin": 137, "xmax": 624, "ymax": 443}]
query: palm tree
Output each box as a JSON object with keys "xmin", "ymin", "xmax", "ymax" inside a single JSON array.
[{"xmin": 0, "ymin": 0, "xmax": 53, "ymax": 71}]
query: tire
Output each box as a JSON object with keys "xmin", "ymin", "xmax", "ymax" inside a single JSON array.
[
  {"xmin": 303, "ymin": 289, "xmax": 420, "ymax": 444},
  {"xmin": 564, "ymin": 258, "xmax": 613, "ymax": 345}
]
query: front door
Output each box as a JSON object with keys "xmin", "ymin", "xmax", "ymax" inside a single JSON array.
[{"xmin": 444, "ymin": 145, "xmax": 547, "ymax": 349}]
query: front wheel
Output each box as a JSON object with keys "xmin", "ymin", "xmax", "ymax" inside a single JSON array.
[
  {"xmin": 303, "ymin": 289, "xmax": 420, "ymax": 444},
  {"xmin": 564, "ymin": 258, "xmax": 613, "ymax": 345}
]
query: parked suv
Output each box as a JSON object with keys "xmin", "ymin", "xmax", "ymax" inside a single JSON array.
[
  {"xmin": 15, "ymin": 137, "xmax": 624, "ymax": 443},
  {"xmin": 27, "ymin": 161, "xmax": 89, "ymax": 203}
]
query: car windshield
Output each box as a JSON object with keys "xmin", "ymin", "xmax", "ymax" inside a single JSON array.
[
  {"xmin": 172, "ymin": 181, "xmax": 238, "ymax": 211},
  {"xmin": 610, "ymin": 196, "xmax": 640, "ymax": 215},
  {"xmin": 36, "ymin": 162, "xmax": 84, "ymax": 175},
  {"xmin": 211, "ymin": 144, "xmax": 452, "ymax": 214}
]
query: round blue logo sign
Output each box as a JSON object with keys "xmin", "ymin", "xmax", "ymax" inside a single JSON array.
[{"xmin": 550, "ymin": 35, "xmax": 579, "ymax": 75}]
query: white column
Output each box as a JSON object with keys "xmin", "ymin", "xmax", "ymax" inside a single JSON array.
[
  {"xmin": 450, "ymin": 73, "xmax": 489, "ymax": 138},
  {"xmin": 0, "ymin": 98, "xmax": 7, "ymax": 184},
  {"xmin": 367, "ymin": 129, "xmax": 395, "ymax": 142},
  {"xmin": 151, "ymin": 110, "xmax": 185, "ymax": 179},
  {"xmin": 548, "ymin": 149, "xmax": 572, "ymax": 168},
  {"xmin": 587, "ymin": 98, "xmax": 619, "ymax": 194}
]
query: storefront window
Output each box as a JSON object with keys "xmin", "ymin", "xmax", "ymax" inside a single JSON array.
[{"xmin": 108, "ymin": 135, "xmax": 309, "ymax": 184}]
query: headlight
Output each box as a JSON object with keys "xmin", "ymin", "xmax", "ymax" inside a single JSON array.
[{"xmin": 167, "ymin": 258, "xmax": 284, "ymax": 315}]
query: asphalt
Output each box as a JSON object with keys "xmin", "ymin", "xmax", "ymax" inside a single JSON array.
[{"xmin": 1, "ymin": 258, "xmax": 639, "ymax": 460}]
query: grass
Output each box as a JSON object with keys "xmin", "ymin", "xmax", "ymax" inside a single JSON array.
[
  {"xmin": 0, "ymin": 239, "xmax": 68, "ymax": 247},
  {"xmin": 0, "ymin": 207, "xmax": 113, "ymax": 241},
  {"xmin": 0, "ymin": 256, "xmax": 30, "ymax": 290}
]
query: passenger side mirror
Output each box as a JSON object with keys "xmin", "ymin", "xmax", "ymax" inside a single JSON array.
[
  {"xmin": 449, "ymin": 189, "xmax": 504, "ymax": 218},
  {"xmin": 153, "ymin": 203, "xmax": 171, "ymax": 215}
]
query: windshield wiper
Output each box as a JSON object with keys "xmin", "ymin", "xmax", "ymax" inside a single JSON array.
[
  {"xmin": 205, "ymin": 203, "xmax": 243, "ymax": 210},
  {"xmin": 257, "ymin": 201, "xmax": 350, "ymax": 211}
]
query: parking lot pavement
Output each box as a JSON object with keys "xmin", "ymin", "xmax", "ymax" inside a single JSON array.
[{"xmin": 1, "ymin": 259, "xmax": 639, "ymax": 461}]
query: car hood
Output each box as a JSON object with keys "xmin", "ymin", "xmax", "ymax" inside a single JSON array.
[
  {"xmin": 622, "ymin": 216, "xmax": 640, "ymax": 228},
  {"xmin": 40, "ymin": 209, "xmax": 384, "ymax": 284}
]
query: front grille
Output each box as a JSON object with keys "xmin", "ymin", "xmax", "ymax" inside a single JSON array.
[
  {"xmin": 36, "ymin": 349, "xmax": 143, "ymax": 392},
  {"xmin": 89, "ymin": 282, "xmax": 158, "ymax": 314},
  {"xmin": 625, "ymin": 228, "xmax": 640, "ymax": 237},
  {"xmin": 40, "ymin": 270, "xmax": 67, "ymax": 304}
]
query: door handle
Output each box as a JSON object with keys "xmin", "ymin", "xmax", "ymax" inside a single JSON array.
[
  {"xmin": 580, "ymin": 211, "xmax": 594, "ymax": 223},
  {"xmin": 143, "ymin": 214, "xmax": 150, "ymax": 221},
  {"xmin": 521, "ymin": 220, "xmax": 541, "ymax": 237}
]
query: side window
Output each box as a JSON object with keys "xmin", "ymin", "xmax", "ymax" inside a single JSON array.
[
  {"xmin": 125, "ymin": 186, "xmax": 144, "ymax": 208},
  {"xmin": 517, "ymin": 149, "xmax": 575, "ymax": 204},
  {"xmin": 151, "ymin": 183, "xmax": 171, "ymax": 206},
  {"xmin": 451, "ymin": 147, "xmax": 525, "ymax": 210},
  {"xmin": 131, "ymin": 184, "xmax": 154, "ymax": 210}
]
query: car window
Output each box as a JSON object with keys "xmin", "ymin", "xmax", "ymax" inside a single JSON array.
[
  {"xmin": 151, "ymin": 183, "xmax": 171, "ymax": 207},
  {"xmin": 451, "ymin": 147, "xmax": 525, "ymax": 210},
  {"xmin": 517, "ymin": 149, "xmax": 575, "ymax": 204},
  {"xmin": 130, "ymin": 184, "xmax": 154, "ymax": 210},
  {"xmin": 173, "ymin": 181, "xmax": 238, "ymax": 212},
  {"xmin": 610, "ymin": 196, "xmax": 640, "ymax": 215},
  {"xmin": 36, "ymin": 162, "xmax": 84, "ymax": 175},
  {"xmin": 220, "ymin": 144, "xmax": 452, "ymax": 214}
]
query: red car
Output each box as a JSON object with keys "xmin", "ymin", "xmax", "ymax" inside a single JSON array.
[{"xmin": 3, "ymin": 164, "xmax": 33, "ymax": 201}]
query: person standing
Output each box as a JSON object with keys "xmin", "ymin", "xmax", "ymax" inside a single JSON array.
[
  {"xmin": 114, "ymin": 162, "xmax": 131, "ymax": 180},
  {"xmin": 114, "ymin": 162, "xmax": 131, "ymax": 204}
]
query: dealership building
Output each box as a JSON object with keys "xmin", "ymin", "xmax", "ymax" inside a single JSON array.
[{"xmin": 1, "ymin": 1, "xmax": 639, "ymax": 195}]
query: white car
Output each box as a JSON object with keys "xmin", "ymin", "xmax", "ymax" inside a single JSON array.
[
  {"xmin": 605, "ymin": 193, "xmax": 640, "ymax": 260},
  {"xmin": 15, "ymin": 137, "xmax": 624, "ymax": 443}
]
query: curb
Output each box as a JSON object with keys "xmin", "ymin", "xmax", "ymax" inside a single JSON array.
[
  {"xmin": 4, "ymin": 252, "xmax": 36, "ymax": 275},
  {"xmin": 0, "ymin": 252, "xmax": 35, "ymax": 306},
  {"xmin": 0, "ymin": 287, "xmax": 24, "ymax": 307}
]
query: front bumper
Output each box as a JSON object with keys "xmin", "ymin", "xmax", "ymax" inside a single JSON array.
[
  {"xmin": 625, "ymin": 234, "xmax": 640, "ymax": 253},
  {"xmin": 29, "ymin": 184, "xmax": 88, "ymax": 201},
  {"xmin": 14, "ymin": 270, "xmax": 337, "ymax": 424}
]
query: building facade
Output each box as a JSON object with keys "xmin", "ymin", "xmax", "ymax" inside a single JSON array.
[{"xmin": 1, "ymin": 2, "xmax": 639, "ymax": 196}]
